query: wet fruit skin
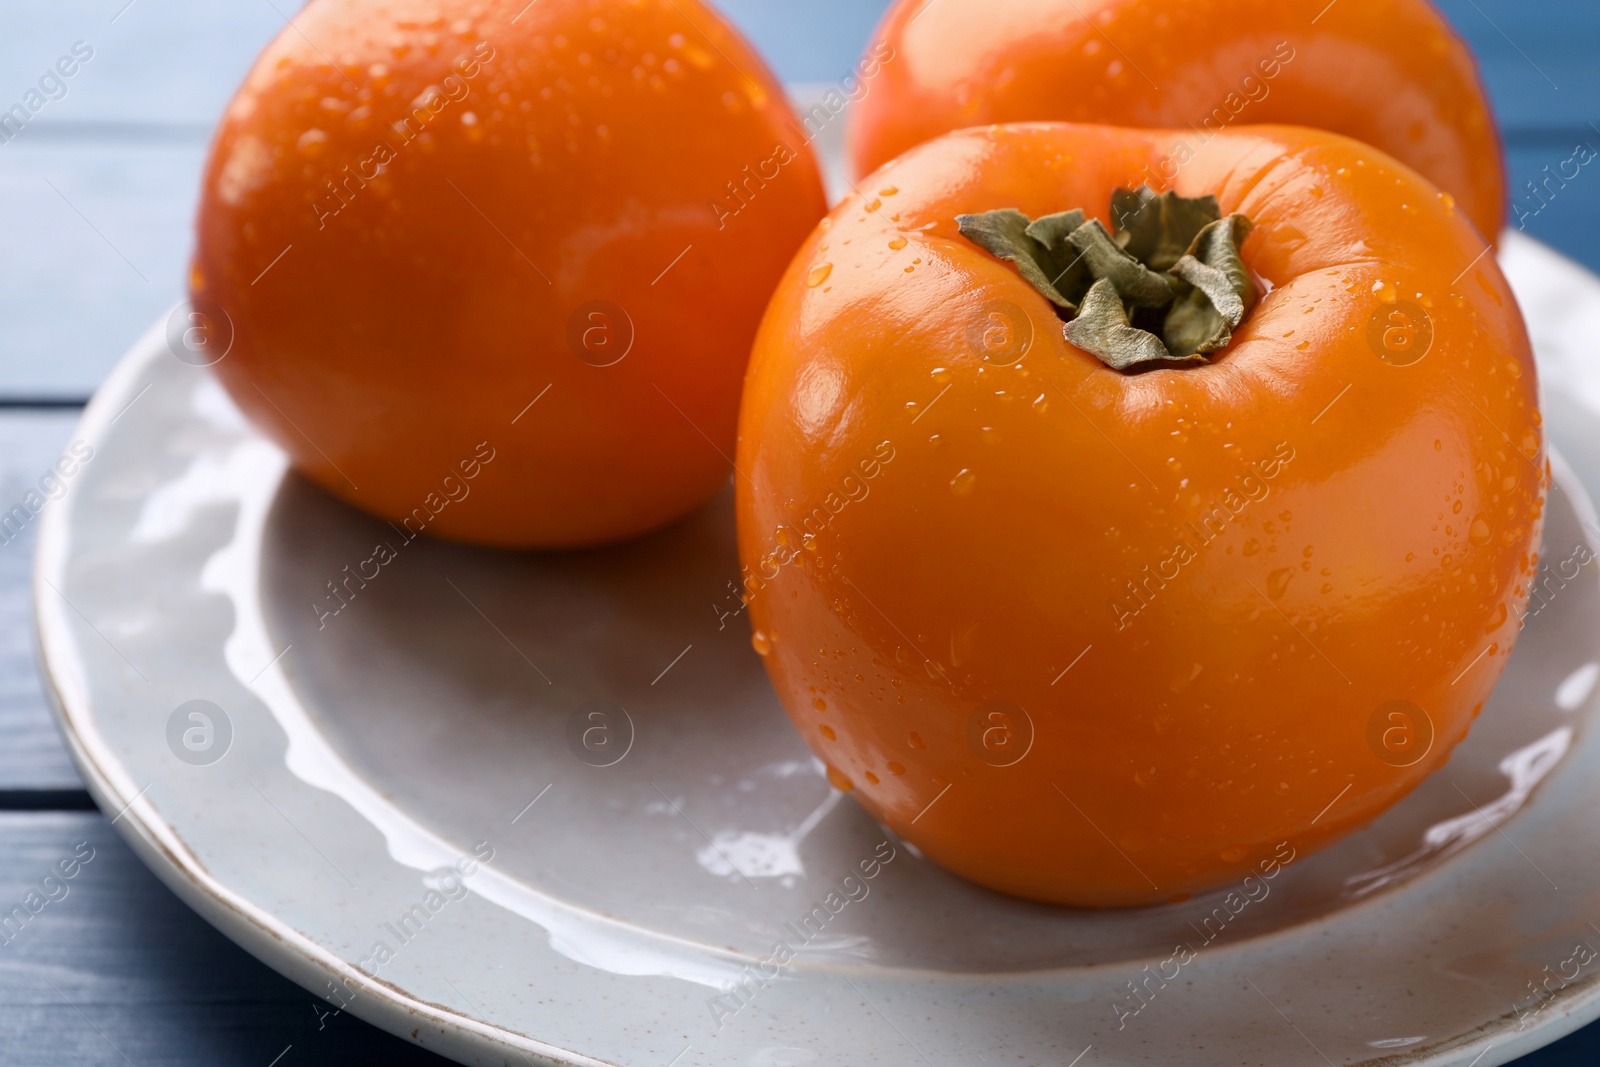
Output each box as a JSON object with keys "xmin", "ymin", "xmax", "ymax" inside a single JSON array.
[
  {"xmin": 736, "ymin": 123, "xmax": 1544, "ymax": 907},
  {"xmin": 849, "ymin": 0, "xmax": 1506, "ymax": 241},
  {"xmin": 193, "ymin": 0, "xmax": 826, "ymax": 548}
]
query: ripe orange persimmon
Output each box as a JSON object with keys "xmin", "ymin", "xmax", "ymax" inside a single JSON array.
[
  {"xmin": 191, "ymin": 0, "xmax": 825, "ymax": 547},
  {"xmin": 736, "ymin": 123, "xmax": 1543, "ymax": 907},
  {"xmin": 849, "ymin": 0, "xmax": 1506, "ymax": 240}
]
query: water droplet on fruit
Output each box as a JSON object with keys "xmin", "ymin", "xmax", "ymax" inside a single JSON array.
[
  {"xmin": 888, "ymin": 236, "xmax": 907, "ymax": 250},
  {"xmin": 751, "ymin": 631, "xmax": 771, "ymax": 655},
  {"xmin": 819, "ymin": 724, "xmax": 836, "ymax": 740},
  {"xmin": 887, "ymin": 761, "xmax": 906, "ymax": 775},
  {"xmin": 1242, "ymin": 539, "xmax": 1260, "ymax": 557},
  {"xmin": 1469, "ymin": 516, "xmax": 1492, "ymax": 545},
  {"xmin": 807, "ymin": 263, "xmax": 832, "ymax": 287},
  {"xmin": 812, "ymin": 697, "xmax": 827, "ymax": 712},
  {"xmin": 950, "ymin": 469, "xmax": 976, "ymax": 495},
  {"xmin": 1267, "ymin": 568, "xmax": 1294, "ymax": 599},
  {"xmin": 907, "ymin": 731, "xmax": 926, "ymax": 750},
  {"xmin": 826, "ymin": 765, "xmax": 853, "ymax": 791}
]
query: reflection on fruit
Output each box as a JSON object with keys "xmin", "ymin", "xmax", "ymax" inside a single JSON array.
[
  {"xmin": 849, "ymin": 0, "xmax": 1506, "ymax": 240},
  {"xmin": 738, "ymin": 122, "xmax": 1543, "ymax": 906},
  {"xmin": 194, "ymin": 0, "xmax": 826, "ymax": 547}
]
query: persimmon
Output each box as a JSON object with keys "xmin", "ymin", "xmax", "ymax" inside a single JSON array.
[
  {"xmin": 849, "ymin": 0, "xmax": 1506, "ymax": 240},
  {"xmin": 736, "ymin": 123, "xmax": 1543, "ymax": 907},
  {"xmin": 191, "ymin": 0, "xmax": 825, "ymax": 547}
]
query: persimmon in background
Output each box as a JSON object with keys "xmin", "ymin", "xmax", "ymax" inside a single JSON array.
[
  {"xmin": 192, "ymin": 0, "xmax": 826, "ymax": 548},
  {"xmin": 849, "ymin": 0, "xmax": 1507, "ymax": 240},
  {"xmin": 737, "ymin": 122, "xmax": 1543, "ymax": 906}
]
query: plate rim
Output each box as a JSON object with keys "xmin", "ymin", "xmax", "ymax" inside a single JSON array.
[
  {"xmin": 33, "ymin": 314, "xmax": 602, "ymax": 1067},
  {"xmin": 35, "ymin": 233, "xmax": 1600, "ymax": 1066}
]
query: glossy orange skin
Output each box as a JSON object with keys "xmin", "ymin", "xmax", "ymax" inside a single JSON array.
[
  {"xmin": 193, "ymin": 0, "xmax": 825, "ymax": 547},
  {"xmin": 850, "ymin": 0, "xmax": 1506, "ymax": 241},
  {"xmin": 737, "ymin": 124, "xmax": 1544, "ymax": 907}
]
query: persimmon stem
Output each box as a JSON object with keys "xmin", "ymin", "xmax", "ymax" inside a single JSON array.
[{"xmin": 957, "ymin": 187, "xmax": 1256, "ymax": 372}]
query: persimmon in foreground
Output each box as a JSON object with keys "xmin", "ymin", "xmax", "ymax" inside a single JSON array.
[
  {"xmin": 736, "ymin": 123, "xmax": 1544, "ymax": 907},
  {"xmin": 849, "ymin": 0, "xmax": 1507, "ymax": 240},
  {"xmin": 192, "ymin": 0, "xmax": 825, "ymax": 547}
]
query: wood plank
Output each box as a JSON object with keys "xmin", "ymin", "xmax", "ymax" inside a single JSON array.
[
  {"xmin": 0, "ymin": 411, "xmax": 87, "ymax": 792},
  {"xmin": 0, "ymin": 0, "xmax": 1595, "ymax": 128},
  {"xmin": 3, "ymin": 133, "xmax": 1596, "ymax": 400},
  {"xmin": 0, "ymin": 1, "xmax": 280, "ymax": 129},
  {"xmin": 0, "ymin": 137, "xmax": 203, "ymax": 398},
  {"xmin": 1436, "ymin": 0, "xmax": 1600, "ymax": 134},
  {"xmin": 0, "ymin": 2, "xmax": 1596, "ymax": 396},
  {"xmin": 0, "ymin": 813, "xmax": 454, "ymax": 1065},
  {"xmin": 0, "ymin": 7, "xmax": 1593, "ymax": 1067},
  {"xmin": 0, "ymin": 812, "xmax": 1592, "ymax": 1065},
  {"xmin": 1507, "ymin": 142, "xmax": 1600, "ymax": 271},
  {"xmin": 0, "ymin": 0, "xmax": 892, "ymax": 133},
  {"xmin": 1524, "ymin": 1024, "xmax": 1600, "ymax": 1065}
]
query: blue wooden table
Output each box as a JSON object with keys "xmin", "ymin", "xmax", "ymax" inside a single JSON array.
[{"xmin": 0, "ymin": 1, "xmax": 1596, "ymax": 1063}]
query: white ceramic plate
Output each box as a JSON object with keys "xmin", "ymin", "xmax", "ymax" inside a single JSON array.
[{"xmin": 35, "ymin": 231, "xmax": 1600, "ymax": 1067}]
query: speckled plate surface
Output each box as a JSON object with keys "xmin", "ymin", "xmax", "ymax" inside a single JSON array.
[{"xmin": 34, "ymin": 232, "xmax": 1600, "ymax": 1067}]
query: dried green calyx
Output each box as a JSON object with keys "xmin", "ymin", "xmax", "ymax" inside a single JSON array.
[{"xmin": 956, "ymin": 187, "xmax": 1258, "ymax": 372}]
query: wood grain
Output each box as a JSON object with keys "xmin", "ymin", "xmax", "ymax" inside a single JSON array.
[
  {"xmin": 0, "ymin": 0, "xmax": 1596, "ymax": 396},
  {"xmin": 0, "ymin": 1, "xmax": 1597, "ymax": 1064},
  {"xmin": 0, "ymin": 411, "xmax": 88, "ymax": 793},
  {"xmin": 0, "ymin": 813, "xmax": 453, "ymax": 1065}
]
